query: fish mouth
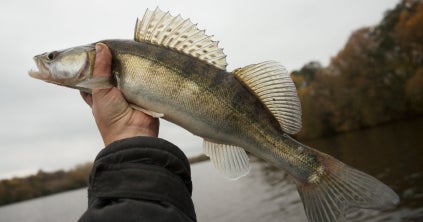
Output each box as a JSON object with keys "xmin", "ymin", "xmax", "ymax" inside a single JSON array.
[{"xmin": 28, "ymin": 56, "xmax": 51, "ymax": 80}]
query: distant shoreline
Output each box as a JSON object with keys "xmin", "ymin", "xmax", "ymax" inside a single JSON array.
[
  {"xmin": 188, "ymin": 154, "xmax": 209, "ymax": 164},
  {"xmin": 1, "ymin": 117, "xmax": 422, "ymax": 207}
]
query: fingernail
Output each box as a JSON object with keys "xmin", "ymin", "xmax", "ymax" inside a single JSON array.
[{"xmin": 95, "ymin": 43, "xmax": 104, "ymax": 53}]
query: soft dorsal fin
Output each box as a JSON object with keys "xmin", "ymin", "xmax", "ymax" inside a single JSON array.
[
  {"xmin": 233, "ymin": 61, "xmax": 302, "ymax": 134},
  {"xmin": 134, "ymin": 8, "xmax": 227, "ymax": 70},
  {"xmin": 203, "ymin": 139, "xmax": 250, "ymax": 179}
]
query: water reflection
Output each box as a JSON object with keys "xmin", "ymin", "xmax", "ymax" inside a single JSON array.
[
  {"xmin": 192, "ymin": 158, "xmax": 307, "ymax": 222},
  {"xmin": 250, "ymin": 118, "xmax": 423, "ymax": 222}
]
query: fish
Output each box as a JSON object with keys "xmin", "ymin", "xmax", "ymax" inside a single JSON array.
[{"xmin": 29, "ymin": 8, "xmax": 399, "ymax": 222}]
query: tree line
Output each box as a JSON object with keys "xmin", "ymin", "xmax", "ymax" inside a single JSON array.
[
  {"xmin": 292, "ymin": 0, "xmax": 423, "ymax": 139},
  {"xmin": 0, "ymin": 154, "xmax": 210, "ymax": 206},
  {"xmin": 0, "ymin": 163, "xmax": 92, "ymax": 206}
]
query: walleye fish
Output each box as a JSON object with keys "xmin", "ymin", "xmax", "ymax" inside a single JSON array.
[{"xmin": 29, "ymin": 8, "xmax": 399, "ymax": 222}]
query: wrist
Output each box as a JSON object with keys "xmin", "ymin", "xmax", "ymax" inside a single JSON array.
[{"xmin": 101, "ymin": 127, "xmax": 159, "ymax": 147}]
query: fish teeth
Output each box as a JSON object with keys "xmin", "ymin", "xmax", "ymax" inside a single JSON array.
[{"xmin": 28, "ymin": 60, "xmax": 50, "ymax": 79}]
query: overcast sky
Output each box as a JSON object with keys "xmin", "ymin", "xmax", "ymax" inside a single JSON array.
[{"xmin": 0, "ymin": 0, "xmax": 398, "ymax": 179}]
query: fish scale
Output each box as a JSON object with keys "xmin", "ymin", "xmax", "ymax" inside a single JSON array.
[
  {"xmin": 29, "ymin": 8, "xmax": 399, "ymax": 222},
  {"xmin": 104, "ymin": 40, "xmax": 280, "ymax": 144}
]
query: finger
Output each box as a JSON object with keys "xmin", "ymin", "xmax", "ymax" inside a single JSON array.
[
  {"xmin": 93, "ymin": 43, "xmax": 112, "ymax": 78},
  {"xmin": 80, "ymin": 91, "xmax": 93, "ymax": 108}
]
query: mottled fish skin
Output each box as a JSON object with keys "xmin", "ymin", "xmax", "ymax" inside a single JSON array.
[
  {"xmin": 101, "ymin": 39, "xmax": 321, "ymax": 182},
  {"xmin": 103, "ymin": 39, "xmax": 268, "ymax": 139},
  {"xmin": 100, "ymin": 38, "xmax": 399, "ymax": 221},
  {"xmin": 29, "ymin": 8, "xmax": 400, "ymax": 222}
]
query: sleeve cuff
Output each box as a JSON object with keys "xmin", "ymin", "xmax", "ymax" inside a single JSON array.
[{"xmin": 87, "ymin": 137, "xmax": 195, "ymax": 220}]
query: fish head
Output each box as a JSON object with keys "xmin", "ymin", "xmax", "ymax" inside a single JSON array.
[{"xmin": 29, "ymin": 44, "xmax": 96, "ymax": 91}]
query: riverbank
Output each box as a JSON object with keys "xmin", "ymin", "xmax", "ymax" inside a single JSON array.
[
  {"xmin": 1, "ymin": 116, "xmax": 421, "ymax": 207},
  {"xmin": 1, "ymin": 117, "xmax": 422, "ymax": 221},
  {"xmin": 0, "ymin": 153, "xmax": 209, "ymax": 207}
]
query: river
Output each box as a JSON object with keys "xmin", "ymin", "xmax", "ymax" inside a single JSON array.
[{"xmin": 0, "ymin": 118, "xmax": 422, "ymax": 221}]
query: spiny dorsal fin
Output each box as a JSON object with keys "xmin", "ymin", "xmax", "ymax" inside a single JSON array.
[
  {"xmin": 233, "ymin": 61, "xmax": 302, "ymax": 134},
  {"xmin": 134, "ymin": 8, "xmax": 227, "ymax": 70},
  {"xmin": 203, "ymin": 139, "xmax": 250, "ymax": 179}
]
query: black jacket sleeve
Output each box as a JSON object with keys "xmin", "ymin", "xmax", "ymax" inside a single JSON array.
[{"xmin": 78, "ymin": 137, "xmax": 196, "ymax": 222}]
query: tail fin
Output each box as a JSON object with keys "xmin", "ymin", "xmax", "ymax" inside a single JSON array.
[{"xmin": 296, "ymin": 153, "xmax": 399, "ymax": 222}]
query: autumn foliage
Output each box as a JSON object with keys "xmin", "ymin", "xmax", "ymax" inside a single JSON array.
[
  {"xmin": 292, "ymin": 0, "xmax": 423, "ymax": 139},
  {"xmin": 0, "ymin": 163, "xmax": 92, "ymax": 206}
]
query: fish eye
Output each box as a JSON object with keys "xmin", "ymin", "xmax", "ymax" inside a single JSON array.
[{"xmin": 47, "ymin": 51, "xmax": 57, "ymax": 60}]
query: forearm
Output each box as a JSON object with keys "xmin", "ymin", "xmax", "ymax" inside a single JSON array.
[{"xmin": 78, "ymin": 137, "xmax": 196, "ymax": 222}]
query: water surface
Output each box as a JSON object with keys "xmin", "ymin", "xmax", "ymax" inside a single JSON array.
[{"xmin": 0, "ymin": 118, "xmax": 422, "ymax": 221}]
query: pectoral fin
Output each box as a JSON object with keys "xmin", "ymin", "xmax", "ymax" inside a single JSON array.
[
  {"xmin": 203, "ymin": 139, "xmax": 250, "ymax": 179},
  {"xmin": 76, "ymin": 77, "xmax": 114, "ymax": 89},
  {"xmin": 130, "ymin": 104, "xmax": 164, "ymax": 118}
]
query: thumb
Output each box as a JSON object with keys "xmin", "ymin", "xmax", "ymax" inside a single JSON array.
[
  {"xmin": 92, "ymin": 43, "xmax": 114, "ymax": 98},
  {"xmin": 93, "ymin": 43, "xmax": 112, "ymax": 78},
  {"xmin": 91, "ymin": 43, "xmax": 128, "ymax": 113}
]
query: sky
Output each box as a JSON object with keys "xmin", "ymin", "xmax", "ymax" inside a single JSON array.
[{"xmin": 0, "ymin": 0, "xmax": 399, "ymax": 179}]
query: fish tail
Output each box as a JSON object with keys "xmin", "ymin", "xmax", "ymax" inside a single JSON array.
[{"xmin": 295, "ymin": 151, "xmax": 399, "ymax": 222}]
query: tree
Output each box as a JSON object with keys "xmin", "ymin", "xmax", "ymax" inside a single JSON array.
[{"xmin": 292, "ymin": 0, "xmax": 423, "ymax": 139}]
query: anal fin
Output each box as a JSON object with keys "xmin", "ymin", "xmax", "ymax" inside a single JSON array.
[{"xmin": 203, "ymin": 139, "xmax": 250, "ymax": 179}]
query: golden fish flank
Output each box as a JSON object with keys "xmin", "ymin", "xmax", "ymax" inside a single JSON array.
[{"xmin": 29, "ymin": 8, "xmax": 399, "ymax": 222}]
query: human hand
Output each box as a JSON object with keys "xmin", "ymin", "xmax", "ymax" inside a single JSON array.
[{"xmin": 80, "ymin": 43, "xmax": 159, "ymax": 146}]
